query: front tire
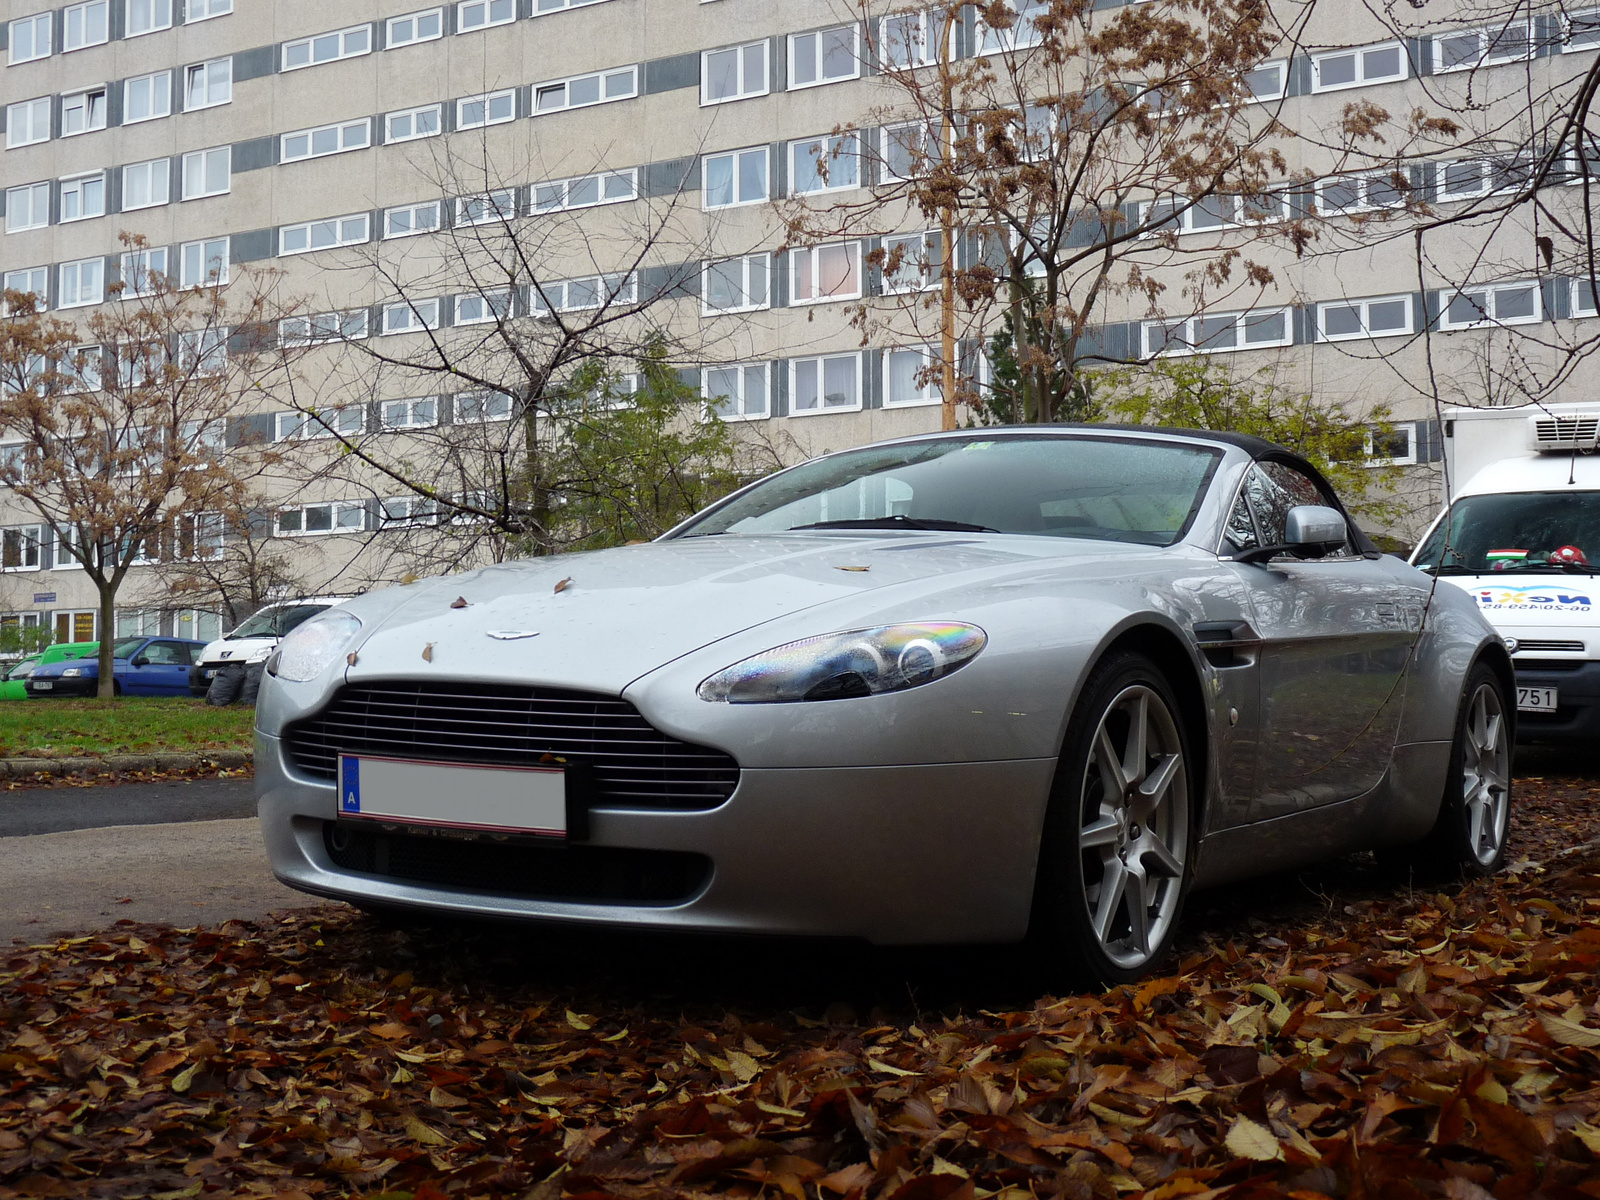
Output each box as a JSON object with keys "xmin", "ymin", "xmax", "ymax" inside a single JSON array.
[
  {"xmin": 1408, "ymin": 663, "xmax": 1513, "ymax": 878},
  {"xmin": 1032, "ymin": 652, "xmax": 1195, "ymax": 989}
]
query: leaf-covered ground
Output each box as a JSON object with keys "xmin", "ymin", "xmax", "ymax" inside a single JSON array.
[{"xmin": 4, "ymin": 760, "xmax": 1600, "ymax": 1200}]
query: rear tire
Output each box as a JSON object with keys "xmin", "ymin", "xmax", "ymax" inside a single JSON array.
[
  {"xmin": 1405, "ymin": 663, "xmax": 1513, "ymax": 878},
  {"xmin": 1031, "ymin": 652, "xmax": 1196, "ymax": 989}
]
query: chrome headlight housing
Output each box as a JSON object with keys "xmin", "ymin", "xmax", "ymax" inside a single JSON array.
[
  {"xmin": 268, "ymin": 610, "xmax": 362, "ymax": 683},
  {"xmin": 698, "ymin": 622, "xmax": 987, "ymax": 703}
]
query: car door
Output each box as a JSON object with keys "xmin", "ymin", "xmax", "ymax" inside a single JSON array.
[
  {"xmin": 143, "ymin": 641, "xmax": 194, "ymax": 695},
  {"xmin": 1226, "ymin": 461, "xmax": 1420, "ymax": 819}
]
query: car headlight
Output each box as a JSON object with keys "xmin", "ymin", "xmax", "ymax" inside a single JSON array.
[
  {"xmin": 246, "ymin": 646, "xmax": 274, "ymax": 665},
  {"xmin": 61, "ymin": 668, "xmax": 81, "ymax": 677},
  {"xmin": 269, "ymin": 611, "xmax": 362, "ymax": 683},
  {"xmin": 698, "ymin": 622, "xmax": 987, "ymax": 703}
]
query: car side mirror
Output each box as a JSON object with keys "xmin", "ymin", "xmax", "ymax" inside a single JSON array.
[
  {"xmin": 132, "ymin": 655, "xmax": 149, "ymax": 667},
  {"xmin": 1284, "ymin": 505, "xmax": 1348, "ymax": 557}
]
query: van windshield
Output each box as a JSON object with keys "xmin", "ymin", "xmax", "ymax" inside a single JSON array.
[
  {"xmin": 1413, "ymin": 491, "xmax": 1600, "ymax": 573},
  {"xmin": 226, "ymin": 604, "xmax": 331, "ymax": 639}
]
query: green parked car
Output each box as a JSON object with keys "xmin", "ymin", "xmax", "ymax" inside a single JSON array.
[{"xmin": 0, "ymin": 642, "xmax": 99, "ymax": 700}]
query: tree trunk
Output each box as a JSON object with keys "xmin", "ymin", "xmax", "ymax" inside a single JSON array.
[{"xmin": 96, "ymin": 583, "xmax": 116, "ymax": 700}]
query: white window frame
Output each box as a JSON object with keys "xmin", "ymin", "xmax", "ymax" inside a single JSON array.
[
  {"xmin": 62, "ymin": 1, "xmax": 109, "ymax": 52},
  {"xmin": 1432, "ymin": 21, "xmax": 1536, "ymax": 74},
  {"xmin": 702, "ymin": 40, "xmax": 769, "ymax": 105},
  {"xmin": 453, "ymin": 291, "xmax": 512, "ymax": 325},
  {"xmin": 279, "ymin": 310, "xmax": 369, "ymax": 347},
  {"xmin": 532, "ymin": 0, "xmax": 616, "ymax": 12},
  {"xmin": 7, "ymin": 14, "xmax": 52, "ymax": 65},
  {"xmin": 186, "ymin": 0, "xmax": 232, "ymax": 23},
  {"xmin": 298, "ymin": 405, "xmax": 364, "ymax": 440},
  {"xmin": 1364, "ymin": 423, "xmax": 1418, "ymax": 467},
  {"xmin": 884, "ymin": 345, "xmax": 942, "ymax": 408},
  {"xmin": 788, "ymin": 25, "xmax": 860, "ymax": 90},
  {"xmin": 976, "ymin": 0, "xmax": 1045, "ymax": 55},
  {"xmin": 881, "ymin": 121, "xmax": 940, "ymax": 182},
  {"xmin": 702, "ymin": 147, "xmax": 769, "ymax": 209},
  {"xmin": 456, "ymin": 89, "xmax": 516, "ymax": 129},
  {"xmin": 456, "ymin": 0, "xmax": 514, "ymax": 33},
  {"xmin": 283, "ymin": 24, "xmax": 372, "ymax": 71},
  {"xmin": 123, "ymin": 71, "xmax": 173, "ymax": 124},
  {"xmin": 789, "ymin": 242, "xmax": 863, "ymax": 305},
  {"xmin": 278, "ymin": 213, "xmax": 370, "ymax": 256},
  {"xmin": 453, "ymin": 391, "xmax": 513, "ymax": 423},
  {"xmin": 184, "ymin": 58, "xmax": 232, "ymax": 111},
  {"xmin": 121, "ymin": 158, "xmax": 170, "ymax": 211},
  {"xmin": 532, "ymin": 169, "xmax": 638, "ymax": 212},
  {"xmin": 531, "ymin": 273, "xmax": 636, "ymax": 314},
  {"xmin": 1310, "ymin": 41, "xmax": 1408, "ymax": 92},
  {"xmin": 179, "ymin": 237, "xmax": 229, "ymax": 287},
  {"xmin": 881, "ymin": 231, "xmax": 940, "ymax": 295},
  {"xmin": 455, "ymin": 189, "xmax": 517, "ymax": 226},
  {"xmin": 57, "ymin": 258, "xmax": 104, "ymax": 309},
  {"xmin": 789, "ymin": 353, "xmax": 863, "ymax": 416},
  {"xmin": 177, "ymin": 327, "xmax": 228, "ymax": 375},
  {"xmin": 126, "ymin": 0, "xmax": 172, "ymax": 37},
  {"xmin": 181, "ymin": 147, "xmax": 231, "ymax": 199},
  {"xmin": 275, "ymin": 502, "xmax": 367, "ymax": 537},
  {"xmin": 384, "ymin": 200, "xmax": 441, "ymax": 238},
  {"xmin": 386, "ymin": 7, "xmax": 443, "ymax": 47},
  {"xmin": 381, "ymin": 298, "xmax": 441, "ymax": 334},
  {"xmin": 702, "ymin": 363, "xmax": 771, "ymax": 421},
  {"xmin": 1315, "ymin": 294, "xmax": 1415, "ymax": 342},
  {"xmin": 58, "ymin": 172, "xmax": 106, "ymax": 223},
  {"xmin": 878, "ymin": 10, "xmax": 934, "ymax": 69},
  {"xmin": 61, "ymin": 87, "xmax": 109, "ymax": 137},
  {"xmin": 1437, "ymin": 282, "xmax": 1543, "ymax": 331},
  {"xmin": 386, "ymin": 103, "xmax": 442, "ymax": 143},
  {"xmin": 1571, "ymin": 277, "xmax": 1599, "ymax": 317},
  {"xmin": 0, "ymin": 526, "xmax": 45, "ymax": 572},
  {"xmin": 1140, "ymin": 307, "xmax": 1294, "ymax": 356},
  {"xmin": 379, "ymin": 496, "xmax": 440, "ymax": 527},
  {"xmin": 1140, "ymin": 192, "xmax": 1289, "ymax": 235},
  {"xmin": 4, "ymin": 183, "xmax": 51, "ymax": 233},
  {"xmin": 281, "ymin": 119, "xmax": 370, "ymax": 163},
  {"xmin": 1314, "ymin": 172, "xmax": 1410, "ymax": 216},
  {"xmin": 791, "ymin": 133, "xmax": 861, "ymax": 195},
  {"xmin": 380, "ymin": 396, "xmax": 439, "ymax": 430},
  {"xmin": 5, "ymin": 98, "xmax": 51, "ymax": 149},
  {"xmin": 1436, "ymin": 155, "xmax": 1532, "ymax": 202},
  {"xmin": 2, "ymin": 268, "xmax": 50, "ymax": 311},
  {"xmin": 702, "ymin": 253, "xmax": 770, "ymax": 315},
  {"xmin": 119, "ymin": 247, "xmax": 168, "ymax": 297},
  {"xmin": 1244, "ymin": 60, "xmax": 1287, "ymax": 103},
  {"xmin": 533, "ymin": 66, "xmax": 639, "ymax": 114}
]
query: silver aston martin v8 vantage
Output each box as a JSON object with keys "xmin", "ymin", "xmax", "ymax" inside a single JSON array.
[{"xmin": 256, "ymin": 427, "xmax": 1513, "ymax": 984}]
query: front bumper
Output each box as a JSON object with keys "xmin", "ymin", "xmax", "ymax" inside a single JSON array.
[
  {"xmin": 1513, "ymin": 658, "xmax": 1600, "ymax": 743},
  {"xmin": 256, "ymin": 730, "xmax": 1058, "ymax": 945},
  {"xmin": 26, "ymin": 678, "xmax": 94, "ymax": 698}
]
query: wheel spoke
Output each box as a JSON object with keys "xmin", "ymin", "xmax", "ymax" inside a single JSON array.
[
  {"xmin": 1134, "ymin": 752, "xmax": 1182, "ymax": 822},
  {"xmin": 1140, "ymin": 836, "xmax": 1184, "ymax": 878},
  {"xmin": 1124, "ymin": 867, "xmax": 1152, "ymax": 956},
  {"xmin": 1080, "ymin": 814, "xmax": 1120, "ymax": 849},
  {"xmin": 1122, "ymin": 693, "xmax": 1149, "ymax": 787},
  {"xmin": 1095, "ymin": 725, "xmax": 1129, "ymax": 798},
  {"xmin": 1092, "ymin": 859, "xmax": 1128, "ymax": 943}
]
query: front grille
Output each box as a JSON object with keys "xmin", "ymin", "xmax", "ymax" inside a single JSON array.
[
  {"xmin": 284, "ymin": 681, "xmax": 738, "ymax": 810},
  {"xmin": 324, "ymin": 822, "xmax": 710, "ymax": 905},
  {"xmin": 1516, "ymin": 658, "xmax": 1587, "ymax": 673},
  {"xmin": 1516, "ymin": 639, "xmax": 1586, "ymax": 654}
]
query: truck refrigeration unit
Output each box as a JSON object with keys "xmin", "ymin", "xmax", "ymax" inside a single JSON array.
[{"xmin": 1410, "ymin": 402, "xmax": 1600, "ymax": 743}]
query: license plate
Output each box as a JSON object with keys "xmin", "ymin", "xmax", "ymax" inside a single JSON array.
[
  {"xmin": 31, "ymin": 682, "xmax": 51, "ymax": 691},
  {"xmin": 338, "ymin": 754, "xmax": 566, "ymax": 836},
  {"xmin": 1517, "ymin": 686, "xmax": 1559, "ymax": 712},
  {"xmin": 203, "ymin": 669, "xmax": 217, "ymax": 678}
]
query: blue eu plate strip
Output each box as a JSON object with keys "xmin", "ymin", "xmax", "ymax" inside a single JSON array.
[{"xmin": 340, "ymin": 755, "xmax": 361, "ymax": 813}]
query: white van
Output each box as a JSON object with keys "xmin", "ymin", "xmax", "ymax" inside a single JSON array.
[
  {"xmin": 1410, "ymin": 404, "xmax": 1600, "ymax": 743},
  {"xmin": 188, "ymin": 597, "xmax": 352, "ymax": 697}
]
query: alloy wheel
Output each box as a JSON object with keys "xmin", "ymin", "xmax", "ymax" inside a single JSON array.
[{"xmin": 1461, "ymin": 681, "xmax": 1511, "ymax": 868}]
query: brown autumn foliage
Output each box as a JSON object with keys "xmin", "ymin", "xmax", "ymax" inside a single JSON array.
[{"xmin": 3, "ymin": 772, "xmax": 1600, "ymax": 1200}]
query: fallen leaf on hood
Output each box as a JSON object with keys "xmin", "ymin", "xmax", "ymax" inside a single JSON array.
[
  {"xmin": 451, "ymin": 596, "xmax": 468, "ymax": 608},
  {"xmin": 554, "ymin": 577, "xmax": 574, "ymax": 593},
  {"xmin": 836, "ymin": 566, "xmax": 871, "ymax": 572},
  {"xmin": 421, "ymin": 643, "xmax": 433, "ymax": 662}
]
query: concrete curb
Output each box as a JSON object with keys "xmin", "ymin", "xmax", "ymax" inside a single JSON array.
[{"xmin": 0, "ymin": 749, "xmax": 252, "ymax": 780}]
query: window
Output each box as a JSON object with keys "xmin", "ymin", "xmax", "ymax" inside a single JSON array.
[
  {"xmin": 5, "ymin": 99, "xmax": 50, "ymax": 149},
  {"xmin": 457, "ymin": 89, "xmax": 516, "ymax": 129},
  {"xmin": 59, "ymin": 173, "xmax": 105, "ymax": 222},
  {"xmin": 382, "ymin": 298, "xmax": 440, "ymax": 334},
  {"xmin": 181, "ymin": 148, "xmax": 230, "ymax": 199},
  {"xmin": 534, "ymin": 67, "xmax": 638, "ymax": 113},
  {"xmin": 283, "ymin": 24, "xmax": 372, "ymax": 70},
  {"xmin": 882, "ymin": 122, "xmax": 939, "ymax": 181},
  {"xmin": 119, "ymin": 248, "xmax": 168, "ymax": 297},
  {"xmin": 534, "ymin": 0, "xmax": 614, "ymax": 12},
  {"xmin": 1244, "ymin": 61, "xmax": 1287, "ymax": 102},
  {"xmin": 62, "ymin": 1, "xmax": 109, "ymax": 51},
  {"xmin": 879, "ymin": 10, "xmax": 933, "ymax": 68},
  {"xmin": 703, "ymin": 254, "xmax": 769, "ymax": 314},
  {"xmin": 881, "ymin": 232, "xmax": 939, "ymax": 294},
  {"xmin": 7, "ymin": 14, "xmax": 52, "ymax": 64},
  {"xmin": 456, "ymin": 189, "xmax": 517, "ymax": 225},
  {"xmin": 387, "ymin": 8, "xmax": 443, "ymax": 46},
  {"xmin": 179, "ymin": 238, "xmax": 229, "ymax": 286},
  {"xmin": 1572, "ymin": 277, "xmax": 1599, "ymax": 316},
  {"xmin": 386, "ymin": 103, "xmax": 441, "ymax": 142},
  {"xmin": 1141, "ymin": 307, "xmax": 1292, "ymax": 355},
  {"xmin": 1436, "ymin": 155, "xmax": 1532, "ymax": 202},
  {"xmin": 885, "ymin": 346, "xmax": 941, "ymax": 407},
  {"xmin": 124, "ymin": 71, "xmax": 172, "ymax": 123},
  {"xmin": 127, "ymin": 0, "xmax": 172, "ymax": 37},
  {"xmin": 1438, "ymin": 282, "xmax": 1541, "ymax": 330},
  {"xmin": 531, "ymin": 273, "xmax": 635, "ymax": 313},
  {"xmin": 279, "ymin": 213, "xmax": 370, "ymax": 255},
  {"xmin": 977, "ymin": 0, "xmax": 1045, "ymax": 54},
  {"xmin": 380, "ymin": 496, "xmax": 439, "ymax": 527},
  {"xmin": 385, "ymin": 200, "xmax": 441, "ymax": 238},
  {"xmin": 1, "ymin": 527, "xmax": 43, "ymax": 571},
  {"xmin": 297, "ymin": 406, "xmax": 364, "ymax": 438},
  {"xmin": 1315, "ymin": 172, "xmax": 1410, "ymax": 215},
  {"xmin": 703, "ymin": 41, "xmax": 768, "ymax": 104},
  {"xmin": 1311, "ymin": 41, "xmax": 1407, "ymax": 91},
  {"xmin": 186, "ymin": 0, "xmax": 232, "ymax": 22},
  {"xmin": 789, "ymin": 26, "xmax": 859, "ymax": 88},
  {"xmin": 175, "ymin": 608, "xmax": 224, "ymax": 641},
  {"xmin": 178, "ymin": 327, "xmax": 228, "ymax": 374},
  {"xmin": 1141, "ymin": 192, "xmax": 1288, "ymax": 234},
  {"xmin": 790, "ymin": 354, "xmax": 862, "ymax": 414},
  {"xmin": 380, "ymin": 396, "xmax": 437, "ymax": 429},
  {"xmin": 453, "ymin": 291, "xmax": 512, "ymax": 324},
  {"xmin": 276, "ymin": 502, "xmax": 366, "ymax": 536},
  {"xmin": 281, "ymin": 119, "xmax": 370, "ymax": 162},
  {"xmin": 4, "ymin": 183, "xmax": 50, "ymax": 233},
  {"xmin": 3, "ymin": 268, "xmax": 49, "ymax": 310},
  {"xmin": 1432, "ymin": 21, "xmax": 1534, "ymax": 73},
  {"xmin": 58, "ymin": 259, "xmax": 104, "ymax": 308},
  {"xmin": 280, "ymin": 311, "xmax": 369, "ymax": 346},
  {"xmin": 792, "ymin": 134, "xmax": 860, "ymax": 194},
  {"xmin": 703, "ymin": 147, "xmax": 768, "ymax": 208},
  {"xmin": 703, "ymin": 364, "xmax": 769, "ymax": 420},
  {"xmin": 1316, "ymin": 294, "xmax": 1414, "ymax": 341},
  {"xmin": 533, "ymin": 169, "xmax": 638, "ymax": 212},
  {"xmin": 122, "ymin": 159, "xmax": 170, "ymax": 210},
  {"xmin": 791, "ymin": 243, "xmax": 862, "ymax": 304},
  {"xmin": 1364, "ymin": 424, "xmax": 1417, "ymax": 466},
  {"xmin": 184, "ymin": 58, "xmax": 231, "ymax": 110},
  {"xmin": 455, "ymin": 392, "xmax": 513, "ymax": 422},
  {"xmin": 456, "ymin": 0, "xmax": 514, "ymax": 32},
  {"xmin": 61, "ymin": 88, "xmax": 108, "ymax": 136}
]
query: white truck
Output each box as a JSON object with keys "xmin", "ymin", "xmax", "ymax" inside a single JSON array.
[
  {"xmin": 188, "ymin": 597, "xmax": 352, "ymax": 699},
  {"xmin": 1410, "ymin": 402, "xmax": 1600, "ymax": 743}
]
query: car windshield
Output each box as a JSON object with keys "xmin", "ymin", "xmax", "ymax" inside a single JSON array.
[
  {"xmin": 226, "ymin": 604, "xmax": 330, "ymax": 639},
  {"xmin": 112, "ymin": 638, "xmax": 146, "ymax": 658},
  {"xmin": 1413, "ymin": 491, "xmax": 1600, "ymax": 573},
  {"xmin": 675, "ymin": 435, "xmax": 1223, "ymax": 546}
]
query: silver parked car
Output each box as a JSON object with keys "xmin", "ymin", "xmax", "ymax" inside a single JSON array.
[{"xmin": 256, "ymin": 427, "xmax": 1512, "ymax": 985}]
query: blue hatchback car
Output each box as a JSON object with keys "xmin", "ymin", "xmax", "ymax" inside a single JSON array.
[{"xmin": 26, "ymin": 636, "xmax": 208, "ymax": 698}]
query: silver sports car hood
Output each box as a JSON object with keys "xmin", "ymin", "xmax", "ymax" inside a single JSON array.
[{"xmin": 344, "ymin": 533, "xmax": 1157, "ymax": 693}]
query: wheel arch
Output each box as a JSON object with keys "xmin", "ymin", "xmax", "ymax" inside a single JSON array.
[{"xmin": 1471, "ymin": 637, "xmax": 1517, "ymax": 745}]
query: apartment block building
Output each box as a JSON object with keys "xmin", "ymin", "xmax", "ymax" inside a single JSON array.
[{"xmin": 1, "ymin": 0, "xmax": 1594, "ymax": 643}]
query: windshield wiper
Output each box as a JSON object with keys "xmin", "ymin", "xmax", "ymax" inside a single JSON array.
[{"xmin": 789, "ymin": 515, "xmax": 1000, "ymax": 533}]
